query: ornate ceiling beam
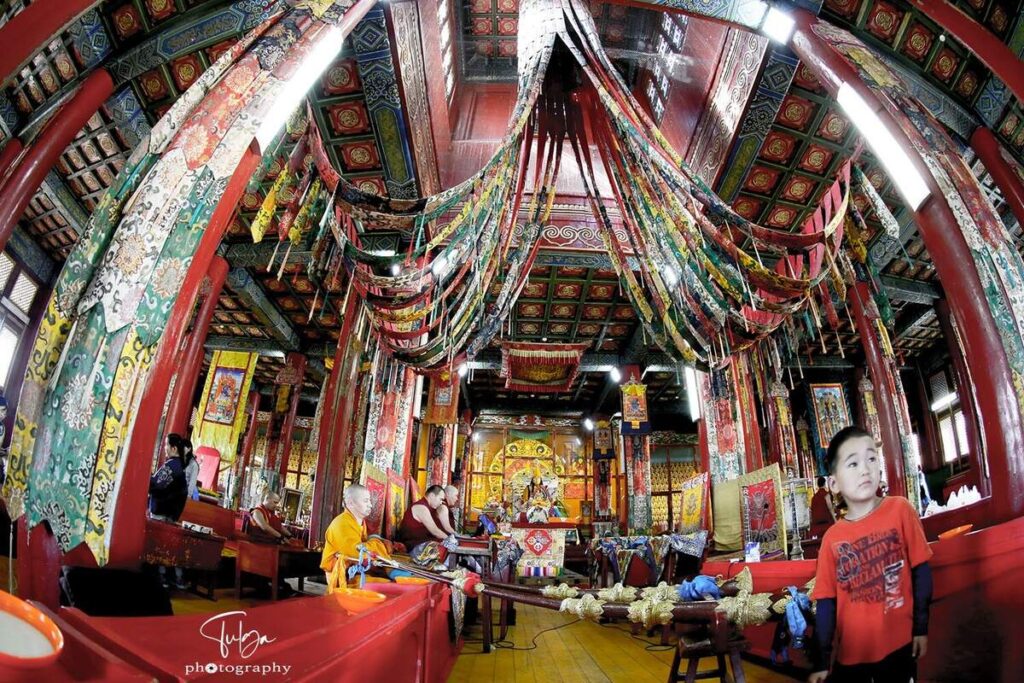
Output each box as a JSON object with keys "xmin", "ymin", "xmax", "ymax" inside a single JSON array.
[
  {"xmin": 879, "ymin": 275, "xmax": 940, "ymax": 304},
  {"xmin": 225, "ymin": 268, "xmax": 302, "ymax": 351},
  {"xmin": 8, "ymin": 225, "xmax": 56, "ymax": 284},
  {"xmin": 465, "ymin": 350, "xmax": 621, "ymax": 372},
  {"xmin": 389, "ymin": 1, "xmax": 441, "ymax": 195},
  {"xmin": 106, "ymin": 0, "xmax": 284, "ymax": 86},
  {"xmin": 205, "ymin": 334, "xmax": 334, "ymax": 360},
  {"xmin": 351, "ymin": 6, "xmax": 419, "ymax": 198},
  {"xmin": 895, "ymin": 306, "xmax": 936, "ymax": 341}
]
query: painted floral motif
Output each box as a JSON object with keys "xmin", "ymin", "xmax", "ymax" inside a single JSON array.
[{"xmin": 61, "ymin": 374, "xmax": 94, "ymax": 432}]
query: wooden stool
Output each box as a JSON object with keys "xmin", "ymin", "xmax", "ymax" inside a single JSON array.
[{"xmin": 668, "ymin": 630, "xmax": 750, "ymax": 683}]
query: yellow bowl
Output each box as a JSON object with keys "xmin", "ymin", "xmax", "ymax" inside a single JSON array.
[
  {"xmin": 937, "ymin": 524, "xmax": 973, "ymax": 540},
  {"xmin": 0, "ymin": 589, "xmax": 64, "ymax": 669},
  {"xmin": 332, "ymin": 588, "xmax": 387, "ymax": 613}
]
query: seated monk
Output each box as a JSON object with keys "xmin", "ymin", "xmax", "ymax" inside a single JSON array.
[
  {"xmin": 250, "ymin": 491, "xmax": 294, "ymax": 544},
  {"xmin": 399, "ymin": 484, "xmax": 452, "ymax": 556},
  {"xmin": 321, "ymin": 484, "xmax": 394, "ymax": 589}
]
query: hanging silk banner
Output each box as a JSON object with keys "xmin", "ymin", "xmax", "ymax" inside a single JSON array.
[
  {"xmin": 499, "ymin": 341, "xmax": 590, "ymax": 393},
  {"xmin": 424, "ymin": 369, "xmax": 460, "ymax": 425},
  {"xmin": 620, "ymin": 379, "xmax": 650, "ymax": 435},
  {"xmin": 593, "ymin": 419, "xmax": 614, "ymax": 459},
  {"xmin": 194, "ymin": 351, "xmax": 258, "ymax": 465}
]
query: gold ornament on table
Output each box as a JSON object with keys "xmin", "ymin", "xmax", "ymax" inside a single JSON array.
[
  {"xmin": 559, "ymin": 593, "xmax": 607, "ymax": 622},
  {"xmin": 597, "ymin": 582, "xmax": 638, "ymax": 604},
  {"xmin": 627, "ymin": 596, "xmax": 676, "ymax": 630},
  {"xmin": 542, "ymin": 583, "xmax": 580, "ymax": 599}
]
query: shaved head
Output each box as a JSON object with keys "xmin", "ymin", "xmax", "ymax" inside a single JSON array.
[{"xmin": 344, "ymin": 484, "xmax": 372, "ymax": 520}]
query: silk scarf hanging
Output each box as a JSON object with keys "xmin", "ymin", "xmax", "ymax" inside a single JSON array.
[{"xmin": 194, "ymin": 351, "xmax": 259, "ymax": 464}]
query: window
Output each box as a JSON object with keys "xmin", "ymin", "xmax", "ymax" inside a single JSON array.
[
  {"xmin": 938, "ymin": 409, "xmax": 969, "ymax": 463},
  {"xmin": 0, "ymin": 251, "xmax": 42, "ymax": 391}
]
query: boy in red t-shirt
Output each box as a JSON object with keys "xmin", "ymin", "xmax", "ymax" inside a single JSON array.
[{"xmin": 809, "ymin": 426, "xmax": 933, "ymax": 683}]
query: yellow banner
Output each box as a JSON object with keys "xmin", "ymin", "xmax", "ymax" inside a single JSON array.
[{"xmin": 194, "ymin": 350, "xmax": 258, "ymax": 465}]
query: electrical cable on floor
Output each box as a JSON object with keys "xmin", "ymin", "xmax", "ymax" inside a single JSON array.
[
  {"xmin": 598, "ymin": 620, "xmax": 676, "ymax": 651},
  {"xmin": 488, "ymin": 617, "xmax": 583, "ymax": 652}
]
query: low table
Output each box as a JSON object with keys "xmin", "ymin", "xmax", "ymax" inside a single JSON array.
[{"xmin": 235, "ymin": 539, "xmax": 323, "ymax": 600}]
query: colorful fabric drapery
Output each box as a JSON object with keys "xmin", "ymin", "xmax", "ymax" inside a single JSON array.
[
  {"xmin": 623, "ymin": 434, "xmax": 652, "ymax": 532},
  {"xmin": 423, "ymin": 370, "xmax": 460, "ymax": 425},
  {"xmin": 426, "ymin": 423, "xmax": 454, "ymax": 487},
  {"xmin": 0, "ymin": 0, "xmax": 360, "ymax": 563},
  {"xmin": 193, "ymin": 351, "xmax": 258, "ymax": 465},
  {"xmin": 498, "ymin": 341, "xmax": 590, "ymax": 393},
  {"xmin": 737, "ymin": 464, "xmax": 787, "ymax": 560},
  {"xmin": 511, "ymin": 527, "xmax": 567, "ymax": 577},
  {"xmin": 593, "ymin": 419, "xmax": 614, "ymax": 459},
  {"xmin": 360, "ymin": 462, "xmax": 388, "ymax": 537}
]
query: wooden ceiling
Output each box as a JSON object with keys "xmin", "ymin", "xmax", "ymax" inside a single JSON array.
[{"xmin": 4, "ymin": 0, "xmax": 1022, "ymax": 413}]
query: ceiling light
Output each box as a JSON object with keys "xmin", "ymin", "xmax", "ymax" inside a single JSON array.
[
  {"xmin": 663, "ymin": 266, "xmax": 679, "ymax": 287},
  {"xmin": 256, "ymin": 26, "xmax": 344, "ymax": 152},
  {"xmin": 761, "ymin": 6, "xmax": 795, "ymax": 44},
  {"xmin": 609, "ymin": 367, "xmax": 622, "ymax": 383},
  {"xmin": 472, "ymin": 432, "xmax": 480, "ymax": 442},
  {"xmin": 837, "ymin": 82, "xmax": 930, "ymax": 210},
  {"xmin": 457, "ymin": 363, "xmax": 468, "ymax": 377},
  {"xmin": 583, "ymin": 417, "xmax": 594, "ymax": 431},
  {"xmin": 390, "ymin": 263, "xmax": 401, "ymax": 276},
  {"xmin": 930, "ymin": 392, "xmax": 958, "ymax": 413}
]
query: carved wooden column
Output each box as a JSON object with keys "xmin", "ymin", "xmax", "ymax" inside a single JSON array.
[
  {"xmin": 848, "ymin": 281, "xmax": 906, "ymax": 496},
  {"xmin": 275, "ymin": 352, "xmax": 307, "ymax": 481},
  {"xmin": 165, "ymin": 256, "xmax": 230, "ymax": 437}
]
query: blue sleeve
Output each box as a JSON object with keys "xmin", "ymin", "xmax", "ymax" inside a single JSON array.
[
  {"xmin": 814, "ymin": 597, "xmax": 836, "ymax": 672},
  {"xmin": 911, "ymin": 561, "xmax": 933, "ymax": 636}
]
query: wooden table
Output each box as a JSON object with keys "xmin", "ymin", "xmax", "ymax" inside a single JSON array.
[
  {"xmin": 235, "ymin": 539, "xmax": 324, "ymax": 600},
  {"xmin": 142, "ymin": 518, "xmax": 225, "ymax": 599},
  {"xmin": 449, "ymin": 537, "xmax": 496, "ymax": 652}
]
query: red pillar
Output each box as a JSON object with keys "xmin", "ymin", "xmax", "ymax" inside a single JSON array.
[
  {"xmin": 0, "ymin": 69, "xmax": 113, "ymax": 253},
  {"xmin": 908, "ymin": 0, "xmax": 1024, "ymax": 106},
  {"xmin": 165, "ymin": 256, "xmax": 229, "ymax": 437},
  {"xmin": 0, "ymin": 0, "xmax": 100, "ymax": 86},
  {"xmin": 312, "ymin": 296, "xmax": 363, "ymax": 541},
  {"xmin": 276, "ymin": 353, "xmax": 307, "ymax": 482},
  {"xmin": 233, "ymin": 390, "xmax": 261, "ymax": 508},
  {"xmin": 971, "ymin": 126, "xmax": 1024, "ymax": 229},
  {"xmin": 935, "ymin": 298, "xmax": 988, "ymax": 494},
  {"xmin": 848, "ymin": 282, "xmax": 907, "ymax": 496},
  {"xmin": 0, "ymin": 139, "xmax": 24, "ymax": 190},
  {"xmin": 106, "ymin": 144, "xmax": 261, "ymax": 569},
  {"xmin": 790, "ymin": 7, "xmax": 1024, "ymax": 520}
]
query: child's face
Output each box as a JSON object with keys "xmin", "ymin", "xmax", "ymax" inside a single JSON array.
[{"xmin": 828, "ymin": 435, "xmax": 881, "ymax": 505}]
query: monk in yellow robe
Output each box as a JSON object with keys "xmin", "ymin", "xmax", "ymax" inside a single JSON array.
[{"xmin": 321, "ymin": 484, "xmax": 392, "ymax": 590}]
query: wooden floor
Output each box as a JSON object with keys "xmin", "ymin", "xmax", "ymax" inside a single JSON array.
[{"xmin": 449, "ymin": 604, "xmax": 803, "ymax": 683}]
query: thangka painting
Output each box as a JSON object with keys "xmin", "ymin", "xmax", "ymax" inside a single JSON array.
[
  {"xmin": 511, "ymin": 527, "xmax": 567, "ymax": 577},
  {"xmin": 203, "ymin": 366, "xmax": 247, "ymax": 425},
  {"xmin": 424, "ymin": 369, "xmax": 459, "ymax": 425},
  {"xmin": 361, "ymin": 463, "xmax": 388, "ymax": 537},
  {"xmin": 677, "ymin": 472, "xmax": 709, "ymax": 534},
  {"xmin": 736, "ymin": 464, "xmax": 787, "ymax": 559},
  {"xmin": 385, "ymin": 471, "xmax": 407, "ymax": 540},
  {"xmin": 810, "ymin": 383, "xmax": 852, "ymax": 473},
  {"xmin": 620, "ymin": 379, "xmax": 650, "ymax": 435}
]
